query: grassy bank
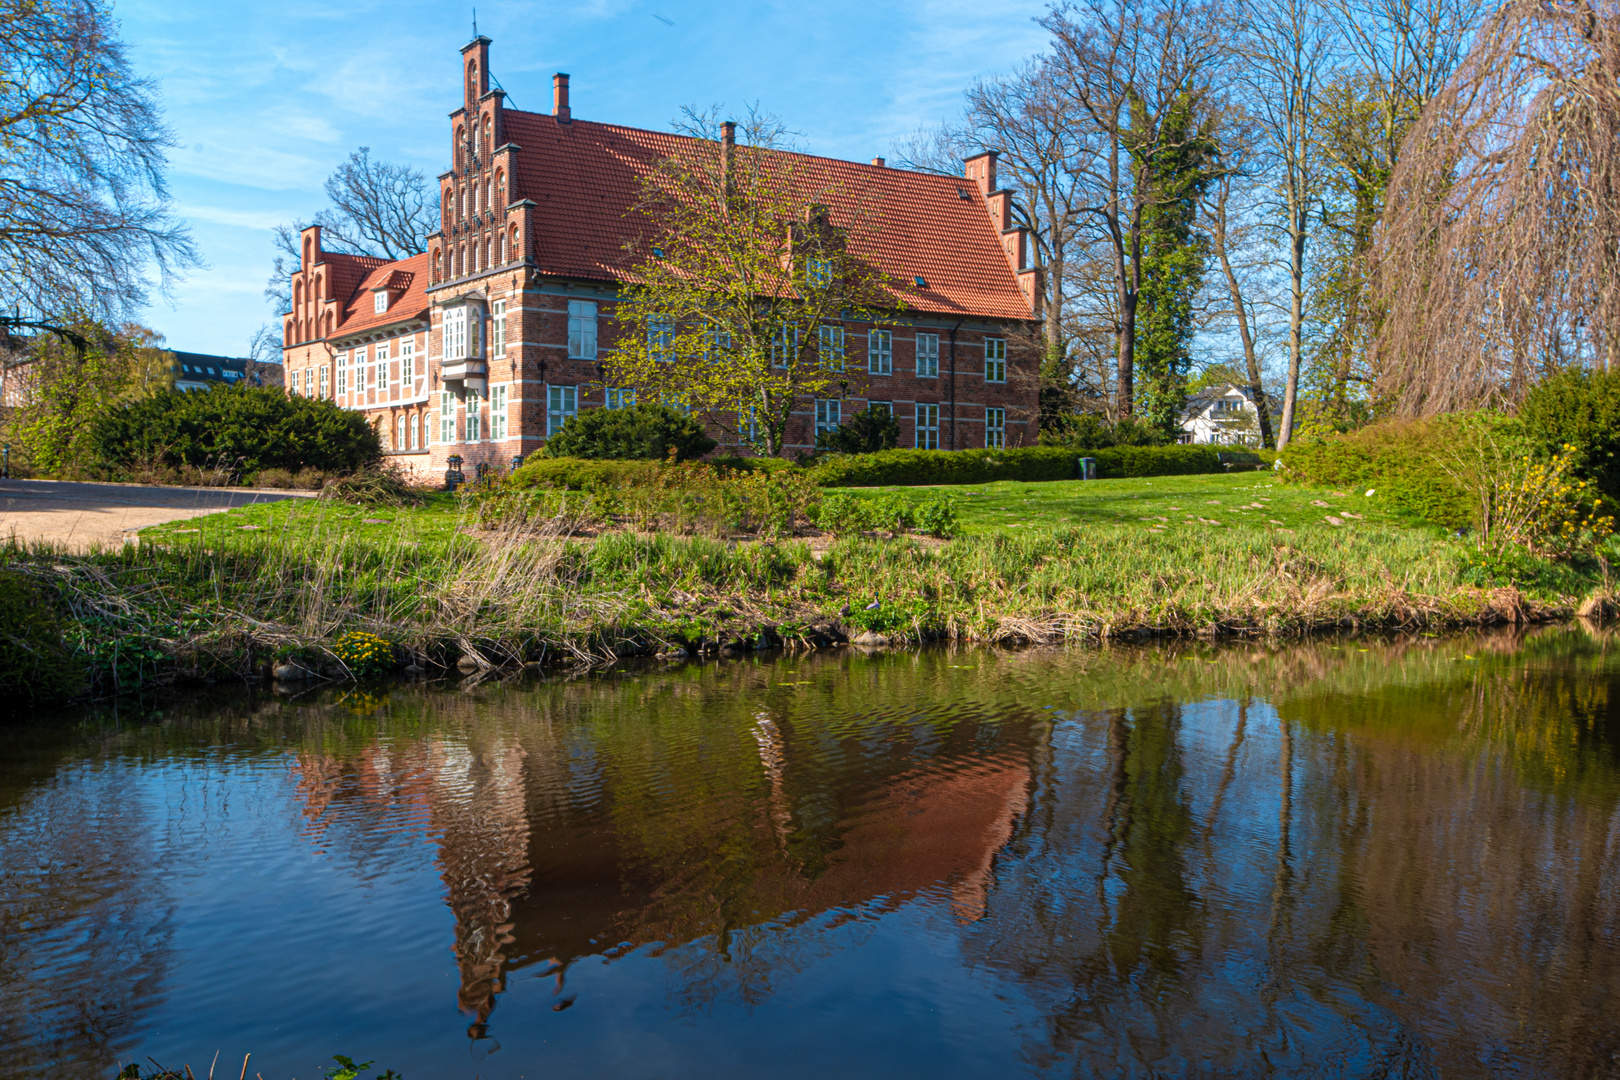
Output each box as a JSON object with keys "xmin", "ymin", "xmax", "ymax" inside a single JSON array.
[{"xmin": 4, "ymin": 471, "xmax": 1605, "ymax": 711}]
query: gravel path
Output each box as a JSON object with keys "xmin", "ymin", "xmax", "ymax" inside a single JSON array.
[{"xmin": 0, "ymin": 479, "xmax": 313, "ymax": 551}]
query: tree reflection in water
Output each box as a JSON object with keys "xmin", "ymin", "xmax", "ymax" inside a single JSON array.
[{"xmin": 3, "ymin": 628, "xmax": 1620, "ymax": 1077}]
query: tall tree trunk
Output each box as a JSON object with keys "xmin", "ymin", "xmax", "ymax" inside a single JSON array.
[
  {"xmin": 1277, "ymin": 209, "xmax": 1307, "ymax": 448},
  {"xmin": 1211, "ymin": 186, "xmax": 1274, "ymax": 447}
]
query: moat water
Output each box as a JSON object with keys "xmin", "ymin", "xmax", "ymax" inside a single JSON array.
[{"xmin": 4, "ymin": 631, "xmax": 1620, "ymax": 1079}]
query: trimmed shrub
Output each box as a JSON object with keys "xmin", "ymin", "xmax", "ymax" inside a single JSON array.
[
  {"xmin": 1520, "ymin": 369, "xmax": 1620, "ymax": 500},
  {"xmin": 540, "ymin": 404, "xmax": 716, "ymax": 462},
  {"xmin": 1042, "ymin": 413, "xmax": 1174, "ymax": 448},
  {"xmin": 815, "ymin": 406, "xmax": 901, "ymax": 455},
  {"xmin": 808, "ymin": 444, "xmax": 1231, "ymax": 487},
  {"xmin": 0, "ymin": 571, "xmax": 86, "ymax": 714},
  {"xmin": 509, "ymin": 456, "xmax": 663, "ymax": 491},
  {"xmin": 1278, "ymin": 419, "xmax": 1474, "ymax": 529},
  {"xmin": 89, "ymin": 384, "xmax": 381, "ymax": 479}
]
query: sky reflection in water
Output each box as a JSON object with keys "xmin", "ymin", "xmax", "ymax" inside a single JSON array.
[{"xmin": 3, "ymin": 629, "xmax": 1620, "ymax": 1079}]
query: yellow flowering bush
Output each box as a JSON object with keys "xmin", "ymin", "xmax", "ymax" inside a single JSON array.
[
  {"xmin": 330, "ymin": 630, "xmax": 396, "ymax": 677},
  {"xmin": 1440, "ymin": 421, "xmax": 1614, "ymax": 557}
]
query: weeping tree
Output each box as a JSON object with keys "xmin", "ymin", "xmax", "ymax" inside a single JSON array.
[{"xmin": 1374, "ymin": 0, "xmax": 1620, "ymax": 415}]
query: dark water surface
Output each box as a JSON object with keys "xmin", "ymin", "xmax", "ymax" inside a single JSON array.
[{"xmin": 5, "ymin": 632, "xmax": 1620, "ymax": 1079}]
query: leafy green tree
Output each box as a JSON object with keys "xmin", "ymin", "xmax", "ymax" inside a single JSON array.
[
  {"xmin": 1129, "ymin": 90, "xmax": 1216, "ymax": 436},
  {"xmin": 540, "ymin": 403, "xmax": 716, "ymax": 462},
  {"xmin": 604, "ymin": 108, "xmax": 902, "ymax": 457},
  {"xmin": 8, "ymin": 321, "xmax": 174, "ymax": 475}
]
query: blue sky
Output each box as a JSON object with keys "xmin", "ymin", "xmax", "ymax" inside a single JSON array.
[{"xmin": 118, "ymin": 0, "xmax": 1051, "ymax": 356}]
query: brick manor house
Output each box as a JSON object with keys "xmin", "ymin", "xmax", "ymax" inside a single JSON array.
[{"xmin": 280, "ymin": 37, "xmax": 1042, "ymax": 477}]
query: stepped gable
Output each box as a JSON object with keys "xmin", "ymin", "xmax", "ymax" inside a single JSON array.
[
  {"xmin": 498, "ymin": 111, "xmax": 1032, "ymax": 320},
  {"xmin": 333, "ymin": 252, "xmax": 431, "ymax": 335}
]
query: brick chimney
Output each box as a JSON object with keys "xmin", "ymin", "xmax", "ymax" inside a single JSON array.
[
  {"xmin": 871, "ymin": 157, "xmax": 886, "ymax": 167},
  {"xmin": 964, "ymin": 150, "xmax": 998, "ymax": 195},
  {"xmin": 553, "ymin": 73, "xmax": 571, "ymax": 123},
  {"xmin": 721, "ymin": 120, "xmax": 735, "ymax": 189}
]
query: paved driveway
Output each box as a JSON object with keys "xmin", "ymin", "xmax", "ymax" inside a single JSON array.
[{"xmin": 0, "ymin": 479, "xmax": 313, "ymax": 551}]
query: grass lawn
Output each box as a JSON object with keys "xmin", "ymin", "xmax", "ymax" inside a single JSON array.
[
  {"xmin": 139, "ymin": 472, "xmax": 1431, "ymax": 547},
  {"xmin": 838, "ymin": 472, "xmax": 1425, "ymax": 537}
]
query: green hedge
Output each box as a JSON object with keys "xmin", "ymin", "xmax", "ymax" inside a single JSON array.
[
  {"xmin": 1278, "ymin": 419, "xmax": 1472, "ymax": 529},
  {"xmin": 807, "ymin": 444, "xmax": 1243, "ymax": 487},
  {"xmin": 509, "ymin": 454, "xmax": 792, "ymax": 491},
  {"xmin": 89, "ymin": 384, "xmax": 381, "ymax": 477}
]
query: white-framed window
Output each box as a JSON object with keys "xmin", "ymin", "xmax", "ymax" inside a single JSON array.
[
  {"xmin": 605, "ymin": 388, "xmax": 636, "ymax": 410},
  {"xmin": 738, "ymin": 405, "xmax": 759, "ymax": 444},
  {"xmin": 444, "ymin": 306, "xmax": 468, "ymax": 360},
  {"xmin": 410, "ymin": 412, "xmax": 420, "ymax": 450},
  {"xmin": 985, "ymin": 337, "xmax": 1006, "ymax": 383},
  {"xmin": 917, "ymin": 333, "xmax": 939, "ymax": 379},
  {"xmin": 818, "ymin": 324, "xmax": 844, "ymax": 371},
  {"xmin": 986, "ymin": 406, "xmax": 1006, "ymax": 449},
  {"xmin": 373, "ymin": 291, "xmax": 388, "ymax": 314},
  {"xmin": 375, "ymin": 342, "xmax": 389, "ymax": 391},
  {"xmin": 396, "ymin": 415, "xmax": 406, "ymax": 450},
  {"xmin": 465, "ymin": 388, "xmax": 483, "ymax": 441},
  {"xmin": 491, "ymin": 384, "xmax": 508, "ymax": 440},
  {"xmin": 815, "ymin": 398, "xmax": 841, "ymax": 439},
  {"xmin": 649, "ymin": 314, "xmax": 674, "ymax": 361},
  {"xmin": 335, "ymin": 362, "xmax": 347, "ymax": 396},
  {"xmin": 568, "ymin": 300, "xmax": 597, "ymax": 359},
  {"xmin": 868, "ymin": 328, "xmax": 892, "ymax": 375},
  {"xmin": 492, "ymin": 299, "xmax": 506, "ymax": 357},
  {"xmin": 319, "ymin": 367, "xmax": 329, "ymax": 398},
  {"xmin": 354, "ymin": 354, "xmax": 367, "ymax": 394},
  {"xmin": 868, "ymin": 400, "xmax": 892, "ymax": 418},
  {"xmin": 916, "ymin": 403, "xmax": 940, "ymax": 450},
  {"xmin": 440, "ymin": 391, "xmax": 455, "ymax": 444},
  {"xmin": 548, "ymin": 385, "xmax": 578, "ymax": 435},
  {"xmin": 401, "ymin": 338, "xmax": 415, "ymax": 383},
  {"xmin": 771, "ymin": 324, "xmax": 798, "ymax": 367}
]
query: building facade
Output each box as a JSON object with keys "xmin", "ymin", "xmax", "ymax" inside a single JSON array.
[
  {"xmin": 281, "ymin": 38, "xmax": 1041, "ymax": 477},
  {"xmin": 1178, "ymin": 384, "xmax": 1269, "ymax": 446}
]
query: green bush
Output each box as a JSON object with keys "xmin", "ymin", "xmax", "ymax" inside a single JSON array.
[
  {"xmin": 815, "ymin": 406, "xmax": 901, "ymax": 455},
  {"xmin": 0, "ymin": 570, "xmax": 86, "ymax": 714},
  {"xmin": 914, "ymin": 492, "xmax": 960, "ymax": 538},
  {"xmin": 1278, "ymin": 418, "xmax": 1474, "ymax": 529},
  {"xmin": 89, "ymin": 385, "xmax": 381, "ymax": 478},
  {"xmin": 1043, "ymin": 413, "xmax": 1174, "ymax": 448},
  {"xmin": 816, "ymin": 492, "xmax": 870, "ymax": 535},
  {"xmin": 808, "ymin": 444, "xmax": 1230, "ymax": 487},
  {"xmin": 540, "ymin": 404, "xmax": 716, "ymax": 462},
  {"xmin": 509, "ymin": 456, "xmax": 663, "ymax": 491},
  {"xmin": 1520, "ymin": 369, "xmax": 1620, "ymax": 500}
]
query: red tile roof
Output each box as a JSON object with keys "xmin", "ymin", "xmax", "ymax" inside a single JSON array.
[
  {"xmin": 499, "ymin": 113, "xmax": 1034, "ymax": 321},
  {"xmin": 330, "ymin": 252, "xmax": 431, "ymax": 337}
]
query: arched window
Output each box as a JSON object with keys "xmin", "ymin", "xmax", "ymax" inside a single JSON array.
[
  {"xmin": 324, "ymin": 312, "xmax": 334, "ymax": 337},
  {"xmin": 495, "ymin": 169, "xmax": 505, "ymax": 206},
  {"xmin": 434, "ymin": 250, "xmax": 443, "ymax": 282},
  {"xmin": 467, "ymin": 61, "xmax": 478, "ymax": 102},
  {"xmin": 455, "ymin": 126, "xmax": 465, "ymax": 170},
  {"xmin": 508, "ymin": 224, "xmax": 519, "ymax": 261},
  {"xmin": 473, "ymin": 183, "xmax": 480, "ymax": 216},
  {"xmin": 472, "ymin": 241, "xmax": 480, "ymax": 274},
  {"xmin": 460, "ymin": 245, "xmax": 467, "ymax": 276},
  {"xmin": 284, "ymin": 322, "xmax": 293, "ymax": 347},
  {"xmin": 459, "ymin": 186, "xmax": 466, "ymax": 220},
  {"xmin": 498, "ymin": 231, "xmax": 506, "ymax": 264},
  {"xmin": 485, "ymin": 238, "xmax": 492, "ymax": 267},
  {"xmin": 302, "ymin": 236, "xmax": 312, "ymax": 267},
  {"xmin": 294, "ymin": 279, "xmax": 304, "ymax": 308},
  {"xmin": 313, "ymin": 272, "xmax": 322, "ymax": 301},
  {"xmin": 482, "ymin": 115, "xmax": 493, "ymax": 152}
]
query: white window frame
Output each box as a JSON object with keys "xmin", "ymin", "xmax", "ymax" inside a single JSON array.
[
  {"xmin": 410, "ymin": 412, "xmax": 420, "ymax": 450},
  {"xmin": 567, "ymin": 300, "xmax": 598, "ymax": 360},
  {"xmin": 986, "ymin": 406, "xmax": 1006, "ymax": 449},
  {"xmin": 440, "ymin": 391, "xmax": 455, "ymax": 445},
  {"xmin": 985, "ymin": 337, "xmax": 1006, "ymax": 383},
  {"xmin": 465, "ymin": 388, "xmax": 483, "ymax": 442},
  {"xmin": 814, "ymin": 398, "xmax": 841, "ymax": 438},
  {"xmin": 354, "ymin": 350, "xmax": 367, "ymax": 394},
  {"xmin": 916, "ymin": 403, "xmax": 940, "ymax": 450},
  {"xmin": 375, "ymin": 342, "xmax": 389, "ymax": 391},
  {"xmin": 490, "ymin": 384, "xmax": 508, "ymax": 440},
  {"xmin": 400, "ymin": 338, "xmax": 414, "ymax": 383},
  {"xmin": 605, "ymin": 388, "xmax": 636, "ymax": 410},
  {"xmin": 868, "ymin": 329, "xmax": 892, "ymax": 376},
  {"xmin": 492, "ymin": 299, "xmax": 507, "ymax": 357},
  {"xmin": 547, "ymin": 384, "xmax": 578, "ymax": 435},
  {"xmin": 373, "ymin": 291, "xmax": 388, "ymax": 314},
  {"xmin": 396, "ymin": 415, "xmax": 406, "ymax": 450},
  {"xmin": 917, "ymin": 333, "xmax": 940, "ymax": 379},
  {"xmin": 444, "ymin": 306, "xmax": 468, "ymax": 361},
  {"xmin": 319, "ymin": 366, "xmax": 329, "ymax": 398},
  {"xmin": 335, "ymin": 362, "xmax": 347, "ymax": 396},
  {"xmin": 818, "ymin": 324, "xmax": 845, "ymax": 371}
]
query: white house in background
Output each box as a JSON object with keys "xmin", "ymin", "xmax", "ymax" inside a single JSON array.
[{"xmin": 1178, "ymin": 383, "xmax": 1268, "ymax": 446}]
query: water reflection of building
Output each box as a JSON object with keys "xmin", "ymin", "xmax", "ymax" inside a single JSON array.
[{"xmin": 288, "ymin": 694, "xmax": 1030, "ymax": 1030}]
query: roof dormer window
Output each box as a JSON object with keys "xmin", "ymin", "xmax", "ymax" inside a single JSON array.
[{"xmin": 374, "ymin": 291, "xmax": 389, "ymax": 314}]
